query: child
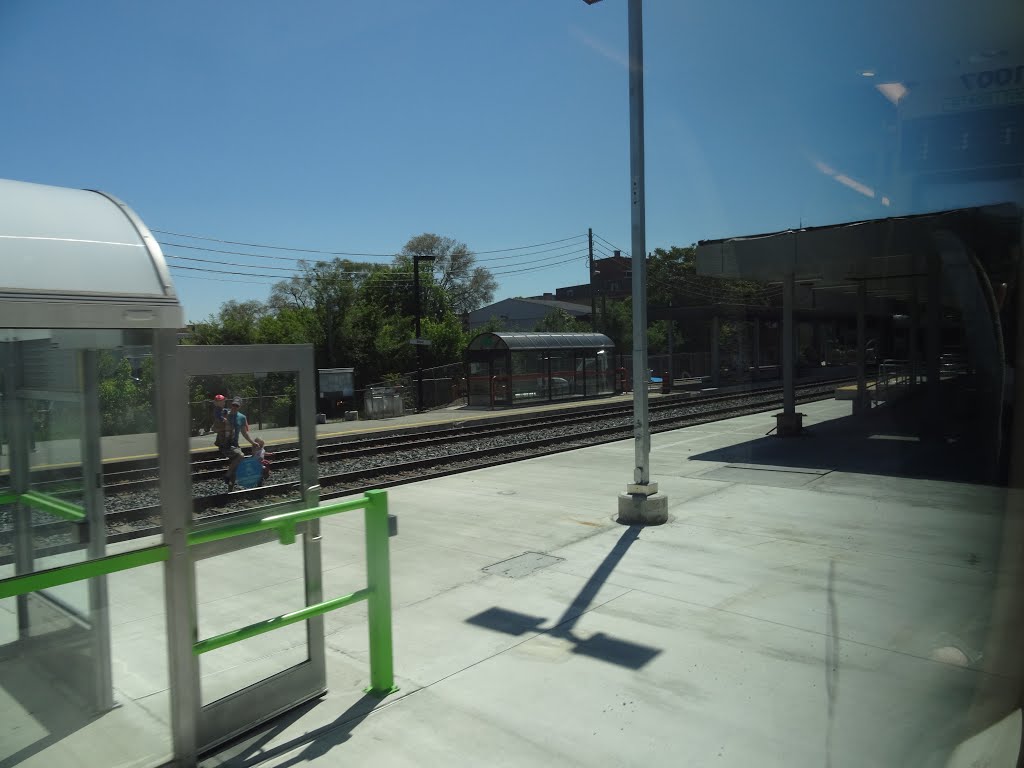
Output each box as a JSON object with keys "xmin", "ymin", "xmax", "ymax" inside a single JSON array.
[
  {"xmin": 211, "ymin": 394, "xmax": 228, "ymax": 449},
  {"xmin": 252, "ymin": 437, "xmax": 271, "ymax": 484}
]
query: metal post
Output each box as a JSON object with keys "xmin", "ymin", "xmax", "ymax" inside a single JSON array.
[
  {"xmin": 666, "ymin": 308, "xmax": 674, "ymax": 382},
  {"xmin": 156, "ymin": 330, "xmax": 201, "ymax": 766},
  {"xmin": 910, "ymin": 284, "xmax": 920, "ymax": 388},
  {"xmin": 783, "ymin": 272, "xmax": 796, "ymax": 415},
  {"xmin": 589, "ymin": 228, "xmax": 597, "ymax": 331},
  {"xmin": 82, "ymin": 350, "xmax": 114, "ymax": 712},
  {"xmin": 3, "ymin": 342, "xmax": 31, "ymax": 637},
  {"xmin": 711, "ymin": 314, "xmax": 720, "ymax": 387},
  {"xmin": 927, "ymin": 253, "xmax": 942, "ymax": 410},
  {"xmin": 629, "ymin": 0, "xmax": 648, "ymax": 487},
  {"xmin": 753, "ymin": 318, "xmax": 761, "ymax": 378},
  {"xmin": 364, "ymin": 490, "xmax": 396, "ymax": 694},
  {"xmin": 414, "ymin": 256, "xmax": 424, "ymax": 413},
  {"xmin": 856, "ymin": 281, "xmax": 868, "ymax": 412},
  {"xmin": 616, "ymin": 0, "xmax": 666, "ymax": 524},
  {"xmin": 257, "ymin": 377, "xmax": 263, "ymax": 430}
]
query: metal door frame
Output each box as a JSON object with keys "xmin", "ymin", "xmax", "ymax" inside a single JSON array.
[{"xmin": 157, "ymin": 340, "xmax": 322, "ymax": 760}]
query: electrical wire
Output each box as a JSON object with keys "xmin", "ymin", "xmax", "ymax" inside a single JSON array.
[
  {"xmin": 156, "ymin": 237, "xmax": 588, "ymax": 268},
  {"xmin": 489, "ymin": 254, "xmax": 587, "ymax": 276},
  {"xmin": 153, "ymin": 228, "xmax": 586, "ymax": 257},
  {"xmin": 593, "ymin": 233, "xmax": 630, "ymax": 257}
]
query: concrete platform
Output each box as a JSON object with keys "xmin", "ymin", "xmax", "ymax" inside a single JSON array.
[{"xmin": 3, "ymin": 398, "xmax": 1020, "ymax": 767}]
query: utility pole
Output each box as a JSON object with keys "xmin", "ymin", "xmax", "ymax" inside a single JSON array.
[
  {"xmin": 412, "ymin": 253, "xmax": 435, "ymax": 413},
  {"xmin": 588, "ymin": 228, "xmax": 596, "ymax": 331}
]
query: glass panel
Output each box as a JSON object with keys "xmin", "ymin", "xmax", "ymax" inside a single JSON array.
[
  {"xmin": 548, "ymin": 352, "xmax": 575, "ymax": 401},
  {"xmin": 509, "ymin": 351, "xmax": 546, "ymax": 404},
  {"xmin": 196, "ymin": 538, "xmax": 309, "ymax": 706},
  {"xmin": 466, "ymin": 359, "xmax": 491, "ymax": 407},
  {"xmin": 188, "ymin": 371, "xmax": 300, "ymax": 520},
  {"xmin": 0, "ymin": 560, "xmax": 172, "ymax": 768}
]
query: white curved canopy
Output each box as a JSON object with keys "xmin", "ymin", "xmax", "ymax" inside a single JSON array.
[{"xmin": 0, "ymin": 178, "xmax": 182, "ymax": 328}]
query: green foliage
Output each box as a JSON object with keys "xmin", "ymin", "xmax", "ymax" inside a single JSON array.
[
  {"xmin": 534, "ymin": 309, "xmax": 589, "ymax": 333},
  {"xmin": 597, "ymin": 298, "xmax": 632, "ymax": 351},
  {"xmin": 97, "ymin": 352, "xmax": 156, "ymax": 436},
  {"xmin": 401, "ymin": 233, "xmax": 496, "ymax": 314},
  {"xmin": 474, "ymin": 315, "xmax": 508, "ymax": 334}
]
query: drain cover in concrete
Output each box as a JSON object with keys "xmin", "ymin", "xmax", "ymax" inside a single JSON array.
[
  {"xmin": 702, "ymin": 463, "xmax": 830, "ymax": 488},
  {"xmin": 483, "ymin": 552, "xmax": 564, "ymax": 578}
]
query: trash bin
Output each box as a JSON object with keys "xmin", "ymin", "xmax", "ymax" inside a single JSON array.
[{"xmin": 316, "ymin": 413, "xmax": 327, "ymax": 424}]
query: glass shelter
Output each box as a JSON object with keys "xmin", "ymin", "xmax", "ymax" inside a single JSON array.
[
  {"xmin": 0, "ymin": 179, "xmax": 368, "ymax": 768},
  {"xmin": 466, "ymin": 332, "xmax": 616, "ymax": 407}
]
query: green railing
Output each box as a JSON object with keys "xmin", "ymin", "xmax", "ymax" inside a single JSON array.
[
  {"xmin": 0, "ymin": 489, "xmax": 396, "ymax": 695},
  {"xmin": 1, "ymin": 490, "xmax": 86, "ymax": 522}
]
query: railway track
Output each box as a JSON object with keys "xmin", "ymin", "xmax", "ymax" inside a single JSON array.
[{"xmin": 2, "ymin": 377, "xmax": 851, "ymax": 560}]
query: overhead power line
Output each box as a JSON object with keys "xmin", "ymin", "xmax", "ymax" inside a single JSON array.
[
  {"xmin": 156, "ymin": 237, "xmax": 588, "ymax": 267},
  {"xmin": 489, "ymin": 254, "xmax": 586, "ymax": 277},
  {"xmin": 153, "ymin": 228, "xmax": 586, "ymax": 257},
  {"xmin": 593, "ymin": 233, "xmax": 630, "ymax": 257}
]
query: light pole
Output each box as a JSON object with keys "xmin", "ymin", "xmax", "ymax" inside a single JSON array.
[
  {"xmin": 584, "ymin": 0, "xmax": 667, "ymax": 524},
  {"xmin": 413, "ymin": 253, "xmax": 436, "ymax": 413}
]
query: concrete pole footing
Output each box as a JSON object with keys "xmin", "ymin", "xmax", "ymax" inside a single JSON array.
[{"xmin": 617, "ymin": 493, "xmax": 669, "ymax": 525}]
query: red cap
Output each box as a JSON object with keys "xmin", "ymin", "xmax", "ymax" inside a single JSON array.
[{"xmin": 214, "ymin": 394, "xmax": 226, "ymax": 401}]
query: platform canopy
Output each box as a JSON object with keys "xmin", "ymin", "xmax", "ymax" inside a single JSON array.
[
  {"xmin": 694, "ymin": 203, "xmax": 1020, "ymax": 302},
  {"xmin": 0, "ymin": 178, "xmax": 182, "ymax": 329},
  {"xmin": 467, "ymin": 331, "xmax": 614, "ymax": 352}
]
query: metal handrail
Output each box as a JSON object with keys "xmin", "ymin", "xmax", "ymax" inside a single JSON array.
[
  {"xmin": 0, "ymin": 490, "xmax": 87, "ymax": 522},
  {"xmin": 0, "ymin": 489, "xmax": 396, "ymax": 695}
]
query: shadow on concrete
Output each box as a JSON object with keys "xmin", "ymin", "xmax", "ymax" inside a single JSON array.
[
  {"xmin": 0, "ymin": 655, "xmax": 90, "ymax": 768},
  {"xmin": 466, "ymin": 525, "xmax": 661, "ymax": 670},
  {"xmin": 689, "ymin": 384, "xmax": 1002, "ymax": 485},
  {"xmin": 200, "ymin": 691, "xmax": 387, "ymax": 768}
]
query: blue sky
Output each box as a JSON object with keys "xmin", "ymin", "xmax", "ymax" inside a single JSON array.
[{"xmin": 1, "ymin": 1, "xmax": 1019, "ymax": 322}]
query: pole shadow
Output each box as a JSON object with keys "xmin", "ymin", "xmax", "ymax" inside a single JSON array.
[{"xmin": 466, "ymin": 525, "xmax": 661, "ymax": 670}]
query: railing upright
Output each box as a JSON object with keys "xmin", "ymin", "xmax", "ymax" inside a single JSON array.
[{"xmin": 364, "ymin": 489, "xmax": 396, "ymax": 694}]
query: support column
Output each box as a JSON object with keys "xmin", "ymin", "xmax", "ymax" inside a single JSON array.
[
  {"xmin": 753, "ymin": 317, "xmax": 761, "ymax": 379},
  {"xmin": 3, "ymin": 342, "xmax": 32, "ymax": 637},
  {"xmin": 855, "ymin": 281, "xmax": 869, "ymax": 413},
  {"xmin": 926, "ymin": 253, "xmax": 943, "ymax": 429},
  {"xmin": 83, "ymin": 350, "xmax": 114, "ymax": 713},
  {"xmin": 775, "ymin": 271, "xmax": 802, "ymax": 435},
  {"xmin": 156, "ymin": 330, "xmax": 201, "ymax": 766},
  {"xmin": 616, "ymin": 0, "xmax": 667, "ymax": 525},
  {"xmin": 710, "ymin": 314, "xmax": 720, "ymax": 387},
  {"xmin": 666, "ymin": 313, "xmax": 674, "ymax": 385},
  {"xmin": 909, "ymin": 285, "xmax": 920, "ymax": 389}
]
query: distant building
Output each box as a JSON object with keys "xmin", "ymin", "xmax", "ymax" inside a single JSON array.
[
  {"xmin": 555, "ymin": 254, "xmax": 632, "ymax": 304},
  {"xmin": 466, "ymin": 297, "xmax": 592, "ymax": 332}
]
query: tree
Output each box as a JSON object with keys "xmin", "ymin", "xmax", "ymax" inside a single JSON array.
[
  {"xmin": 269, "ymin": 258, "xmax": 364, "ymax": 368},
  {"xmin": 535, "ymin": 309, "xmax": 589, "ymax": 333},
  {"xmin": 401, "ymin": 233, "xmax": 496, "ymax": 314},
  {"xmin": 188, "ymin": 300, "xmax": 268, "ymax": 345}
]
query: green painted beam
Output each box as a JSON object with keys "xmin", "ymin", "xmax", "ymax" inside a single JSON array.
[
  {"xmin": 189, "ymin": 496, "xmax": 370, "ymax": 547},
  {"xmin": 20, "ymin": 490, "xmax": 86, "ymax": 522},
  {"xmin": 0, "ymin": 545, "xmax": 169, "ymax": 600},
  {"xmin": 193, "ymin": 588, "xmax": 372, "ymax": 655}
]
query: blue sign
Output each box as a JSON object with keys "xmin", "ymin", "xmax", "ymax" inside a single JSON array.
[{"xmin": 234, "ymin": 457, "xmax": 263, "ymax": 489}]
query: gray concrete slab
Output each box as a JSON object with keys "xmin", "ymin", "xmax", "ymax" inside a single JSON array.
[
  {"xmin": 5, "ymin": 397, "xmax": 1020, "ymax": 768},
  {"xmin": 190, "ymin": 398, "xmax": 1020, "ymax": 768}
]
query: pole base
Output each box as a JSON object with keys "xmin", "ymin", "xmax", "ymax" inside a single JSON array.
[
  {"xmin": 617, "ymin": 492, "xmax": 669, "ymax": 525},
  {"xmin": 774, "ymin": 412, "xmax": 805, "ymax": 437}
]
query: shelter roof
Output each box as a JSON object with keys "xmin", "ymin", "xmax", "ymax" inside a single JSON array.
[
  {"xmin": 0, "ymin": 178, "xmax": 182, "ymax": 328},
  {"xmin": 695, "ymin": 204, "xmax": 1020, "ymax": 302},
  {"xmin": 467, "ymin": 332, "xmax": 614, "ymax": 352}
]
